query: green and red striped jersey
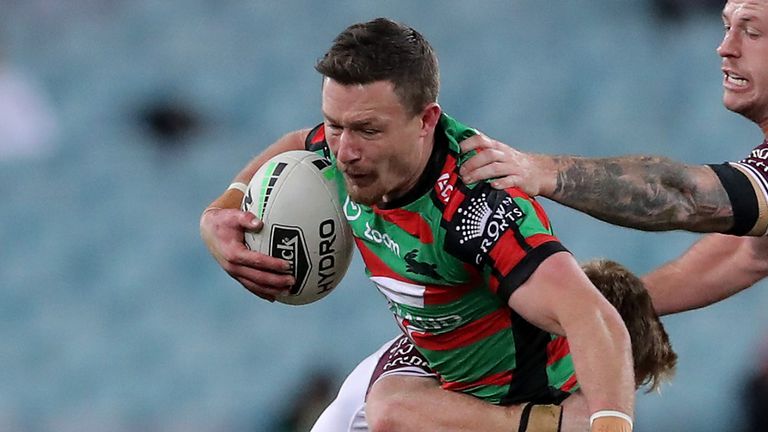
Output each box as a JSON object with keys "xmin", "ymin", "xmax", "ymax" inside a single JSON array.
[{"xmin": 306, "ymin": 113, "xmax": 577, "ymax": 405}]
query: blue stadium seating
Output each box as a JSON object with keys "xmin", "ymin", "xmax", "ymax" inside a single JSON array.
[{"xmin": 1, "ymin": 1, "xmax": 766, "ymax": 431}]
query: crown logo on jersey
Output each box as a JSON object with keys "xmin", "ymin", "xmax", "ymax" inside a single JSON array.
[
  {"xmin": 456, "ymin": 193, "xmax": 491, "ymax": 244},
  {"xmin": 454, "ymin": 192, "xmax": 525, "ymax": 265}
]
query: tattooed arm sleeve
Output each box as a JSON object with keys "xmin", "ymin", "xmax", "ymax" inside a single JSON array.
[{"xmin": 542, "ymin": 155, "xmax": 736, "ymax": 233}]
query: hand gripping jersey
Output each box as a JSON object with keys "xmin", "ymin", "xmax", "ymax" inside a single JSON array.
[
  {"xmin": 710, "ymin": 139, "xmax": 768, "ymax": 236},
  {"xmin": 306, "ymin": 114, "xmax": 577, "ymax": 405}
]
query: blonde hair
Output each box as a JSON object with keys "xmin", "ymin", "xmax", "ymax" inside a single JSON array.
[{"xmin": 582, "ymin": 259, "xmax": 677, "ymax": 392}]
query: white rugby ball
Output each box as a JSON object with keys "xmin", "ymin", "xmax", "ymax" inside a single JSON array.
[{"xmin": 241, "ymin": 150, "xmax": 353, "ymax": 305}]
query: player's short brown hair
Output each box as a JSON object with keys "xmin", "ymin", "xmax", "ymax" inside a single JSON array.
[
  {"xmin": 582, "ymin": 259, "xmax": 677, "ymax": 392},
  {"xmin": 315, "ymin": 17, "xmax": 439, "ymax": 117}
]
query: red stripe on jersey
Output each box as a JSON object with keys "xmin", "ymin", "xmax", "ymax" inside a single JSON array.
[
  {"xmin": 560, "ymin": 373, "xmax": 578, "ymax": 392},
  {"xmin": 488, "ymin": 274, "xmax": 501, "ymax": 295},
  {"xmin": 355, "ymin": 238, "xmax": 407, "ymax": 281},
  {"xmin": 502, "ymin": 187, "xmax": 529, "ymax": 200},
  {"xmin": 423, "ymin": 280, "xmax": 473, "ymax": 305},
  {"xmin": 444, "ymin": 152, "xmax": 458, "ymax": 173},
  {"xmin": 547, "ymin": 336, "xmax": 570, "ymax": 365},
  {"xmin": 422, "ymin": 283, "xmax": 472, "ymax": 306},
  {"xmin": 530, "ymin": 198, "xmax": 551, "ymax": 231},
  {"xmin": 423, "ymin": 264, "xmax": 483, "ymax": 305},
  {"xmin": 488, "ymin": 230, "xmax": 527, "ymax": 276},
  {"xmin": 443, "ymin": 187, "xmax": 465, "ymax": 221},
  {"xmin": 410, "ymin": 308, "xmax": 511, "ymax": 351},
  {"xmin": 526, "ymin": 233, "xmax": 559, "ymax": 248},
  {"xmin": 490, "ymin": 234, "xmax": 562, "ymax": 283},
  {"xmin": 442, "ymin": 369, "xmax": 513, "ymax": 392},
  {"xmin": 374, "ymin": 208, "xmax": 434, "ymax": 243},
  {"xmin": 310, "ymin": 125, "xmax": 326, "ymax": 145}
]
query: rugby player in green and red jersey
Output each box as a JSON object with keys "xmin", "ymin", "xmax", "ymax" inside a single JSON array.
[
  {"xmin": 309, "ymin": 259, "xmax": 677, "ymax": 432},
  {"xmin": 201, "ymin": 18, "xmax": 634, "ymax": 432}
]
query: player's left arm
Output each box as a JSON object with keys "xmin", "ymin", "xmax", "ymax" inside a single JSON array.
[
  {"xmin": 643, "ymin": 234, "xmax": 768, "ymax": 315},
  {"xmin": 508, "ymin": 252, "xmax": 635, "ymax": 432},
  {"xmin": 200, "ymin": 129, "xmax": 311, "ymax": 300},
  {"xmin": 204, "ymin": 129, "xmax": 312, "ymax": 211}
]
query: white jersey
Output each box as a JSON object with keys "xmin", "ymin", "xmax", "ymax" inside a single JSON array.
[{"xmin": 310, "ymin": 335, "xmax": 435, "ymax": 432}]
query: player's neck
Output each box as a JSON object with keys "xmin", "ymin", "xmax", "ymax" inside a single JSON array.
[{"xmin": 381, "ymin": 132, "xmax": 436, "ymax": 205}]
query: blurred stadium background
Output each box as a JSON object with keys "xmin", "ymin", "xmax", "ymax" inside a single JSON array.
[{"xmin": 2, "ymin": 0, "xmax": 767, "ymax": 431}]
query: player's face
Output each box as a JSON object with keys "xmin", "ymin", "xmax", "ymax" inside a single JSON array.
[
  {"xmin": 718, "ymin": 0, "xmax": 768, "ymax": 129},
  {"xmin": 321, "ymin": 78, "xmax": 437, "ymax": 206}
]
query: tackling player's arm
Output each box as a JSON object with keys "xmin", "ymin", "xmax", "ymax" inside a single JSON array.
[
  {"xmin": 459, "ymin": 135, "xmax": 733, "ymax": 233},
  {"xmin": 643, "ymin": 234, "xmax": 768, "ymax": 315},
  {"xmin": 508, "ymin": 252, "xmax": 635, "ymax": 432},
  {"xmin": 459, "ymin": 136, "xmax": 768, "ymax": 316},
  {"xmin": 200, "ymin": 129, "xmax": 311, "ymax": 301},
  {"xmin": 367, "ymin": 375, "xmax": 588, "ymax": 432},
  {"xmin": 366, "ymin": 375, "xmax": 520, "ymax": 432}
]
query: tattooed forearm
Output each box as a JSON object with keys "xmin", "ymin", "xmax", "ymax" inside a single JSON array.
[{"xmin": 546, "ymin": 155, "xmax": 734, "ymax": 232}]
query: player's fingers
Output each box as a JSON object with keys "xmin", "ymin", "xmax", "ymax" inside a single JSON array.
[
  {"xmin": 461, "ymin": 146, "xmax": 498, "ymax": 170},
  {"xmin": 461, "ymin": 164, "xmax": 501, "ymax": 185},
  {"xmin": 229, "ymin": 258, "xmax": 295, "ymax": 286},
  {"xmin": 231, "ymin": 262, "xmax": 294, "ymax": 288},
  {"xmin": 464, "ymin": 155, "xmax": 519, "ymax": 183},
  {"xmin": 240, "ymin": 211, "xmax": 264, "ymax": 232},
  {"xmin": 489, "ymin": 175, "xmax": 523, "ymax": 190},
  {"xmin": 234, "ymin": 276, "xmax": 279, "ymax": 302},
  {"xmin": 232, "ymin": 248, "xmax": 293, "ymax": 274},
  {"xmin": 460, "ymin": 150, "xmax": 509, "ymax": 183},
  {"xmin": 459, "ymin": 133, "xmax": 496, "ymax": 153}
]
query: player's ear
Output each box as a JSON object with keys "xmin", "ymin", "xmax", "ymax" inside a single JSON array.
[{"xmin": 419, "ymin": 103, "xmax": 441, "ymax": 136}]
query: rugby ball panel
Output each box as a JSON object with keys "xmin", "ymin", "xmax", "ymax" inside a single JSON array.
[{"xmin": 242, "ymin": 150, "xmax": 353, "ymax": 305}]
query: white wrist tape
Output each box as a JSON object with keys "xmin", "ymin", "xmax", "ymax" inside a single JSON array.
[
  {"xmin": 589, "ymin": 410, "xmax": 633, "ymax": 428},
  {"xmin": 227, "ymin": 182, "xmax": 248, "ymax": 194}
]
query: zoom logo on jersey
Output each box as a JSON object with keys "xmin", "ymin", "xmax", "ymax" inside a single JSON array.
[
  {"xmin": 270, "ymin": 224, "xmax": 311, "ymax": 295},
  {"xmin": 364, "ymin": 222, "xmax": 401, "ymax": 257},
  {"xmin": 455, "ymin": 193, "xmax": 525, "ymax": 265}
]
